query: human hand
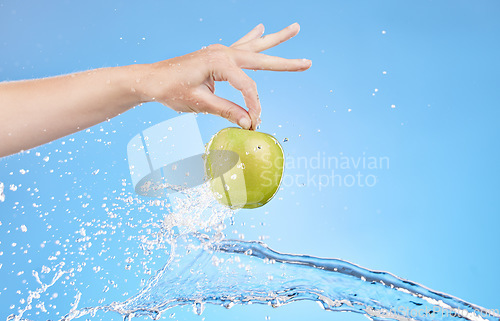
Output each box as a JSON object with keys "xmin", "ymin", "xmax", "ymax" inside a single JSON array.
[{"xmin": 135, "ymin": 23, "xmax": 311, "ymax": 130}]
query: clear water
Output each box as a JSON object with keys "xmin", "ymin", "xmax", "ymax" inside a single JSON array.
[{"xmin": 5, "ymin": 183, "xmax": 498, "ymax": 321}]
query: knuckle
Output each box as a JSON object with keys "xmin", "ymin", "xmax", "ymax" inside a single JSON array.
[
  {"xmin": 207, "ymin": 43, "xmax": 227, "ymax": 51},
  {"xmin": 243, "ymin": 78, "xmax": 258, "ymax": 95},
  {"xmin": 205, "ymin": 44, "xmax": 231, "ymax": 66},
  {"xmin": 220, "ymin": 106, "xmax": 233, "ymax": 120}
]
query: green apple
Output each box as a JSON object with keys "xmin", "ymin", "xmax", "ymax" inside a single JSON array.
[{"xmin": 204, "ymin": 127, "xmax": 284, "ymax": 209}]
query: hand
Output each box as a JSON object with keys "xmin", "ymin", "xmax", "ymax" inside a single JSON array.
[
  {"xmin": 0, "ymin": 23, "xmax": 310, "ymax": 157},
  {"xmin": 136, "ymin": 23, "xmax": 311, "ymax": 130}
]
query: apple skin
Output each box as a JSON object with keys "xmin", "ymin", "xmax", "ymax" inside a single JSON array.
[{"xmin": 204, "ymin": 127, "xmax": 284, "ymax": 209}]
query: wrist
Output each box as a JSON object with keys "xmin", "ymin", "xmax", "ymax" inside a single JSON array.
[{"xmin": 116, "ymin": 63, "xmax": 154, "ymax": 105}]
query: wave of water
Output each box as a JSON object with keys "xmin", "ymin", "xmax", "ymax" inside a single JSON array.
[
  {"xmin": 7, "ymin": 182, "xmax": 499, "ymax": 321},
  {"xmin": 58, "ymin": 232, "xmax": 499, "ymax": 321}
]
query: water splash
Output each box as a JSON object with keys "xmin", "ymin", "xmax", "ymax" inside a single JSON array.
[
  {"xmin": 0, "ymin": 181, "xmax": 5, "ymax": 202},
  {"xmin": 6, "ymin": 181, "xmax": 498, "ymax": 321},
  {"xmin": 59, "ymin": 233, "xmax": 499, "ymax": 321},
  {"xmin": 7, "ymin": 265, "xmax": 69, "ymax": 321}
]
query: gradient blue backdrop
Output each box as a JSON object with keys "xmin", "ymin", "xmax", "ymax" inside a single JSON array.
[{"xmin": 1, "ymin": 1, "xmax": 499, "ymax": 320}]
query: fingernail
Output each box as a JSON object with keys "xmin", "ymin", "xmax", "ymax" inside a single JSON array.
[
  {"xmin": 302, "ymin": 58, "xmax": 312, "ymax": 66},
  {"xmin": 239, "ymin": 117, "xmax": 251, "ymax": 130}
]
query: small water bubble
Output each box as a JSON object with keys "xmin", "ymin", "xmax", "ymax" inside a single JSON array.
[
  {"xmin": 43, "ymin": 156, "xmax": 49, "ymax": 162},
  {"xmin": 193, "ymin": 301, "xmax": 205, "ymax": 315},
  {"xmin": 230, "ymin": 174, "xmax": 237, "ymax": 180},
  {"xmin": 391, "ymin": 104, "xmax": 396, "ymax": 109},
  {"xmin": 283, "ymin": 138, "xmax": 289, "ymax": 142},
  {"xmin": 20, "ymin": 225, "xmax": 27, "ymax": 232}
]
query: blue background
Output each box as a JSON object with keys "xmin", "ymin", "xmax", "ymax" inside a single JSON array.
[{"xmin": 1, "ymin": 0, "xmax": 499, "ymax": 320}]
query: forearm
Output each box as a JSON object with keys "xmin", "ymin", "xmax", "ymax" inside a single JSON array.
[{"xmin": 0, "ymin": 65, "xmax": 147, "ymax": 157}]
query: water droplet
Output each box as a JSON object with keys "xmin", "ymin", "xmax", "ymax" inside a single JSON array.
[
  {"xmin": 283, "ymin": 138, "xmax": 289, "ymax": 142},
  {"xmin": 193, "ymin": 301, "xmax": 205, "ymax": 315}
]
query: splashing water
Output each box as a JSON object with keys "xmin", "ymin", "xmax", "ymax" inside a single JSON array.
[
  {"xmin": 57, "ymin": 232, "xmax": 499, "ymax": 321},
  {"xmin": 7, "ymin": 182, "xmax": 499, "ymax": 321},
  {"xmin": 0, "ymin": 181, "xmax": 5, "ymax": 202}
]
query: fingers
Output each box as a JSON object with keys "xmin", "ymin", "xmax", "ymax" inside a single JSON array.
[
  {"xmin": 212, "ymin": 63, "xmax": 261, "ymax": 130},
  {"xmin": 231, "ymin": 24, "xmax": 265, "ymax": 48},
  {"xmin": 234, "ymin": 22, "xmax": 300, "ymax": 52},
  {"xmin": 231, "ymin": 49, "xmax": 312, "ymax": 71},
  {"xmin": 198, "ymin": 91, "xmax": 252, "ymax": 130}
]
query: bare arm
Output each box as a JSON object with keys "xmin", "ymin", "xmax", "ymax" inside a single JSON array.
[
  {"xmin": 0, "ymin": 66, "xmax": 144, "ymax": 156},
  {"xmin": 0, "ymin": 23, "xmax": 311, "ymax": 157}
]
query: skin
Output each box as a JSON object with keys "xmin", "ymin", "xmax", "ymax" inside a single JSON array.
[{"xmin": 0, "ymin": 23, "xmax": 311, "ymax": 158}]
